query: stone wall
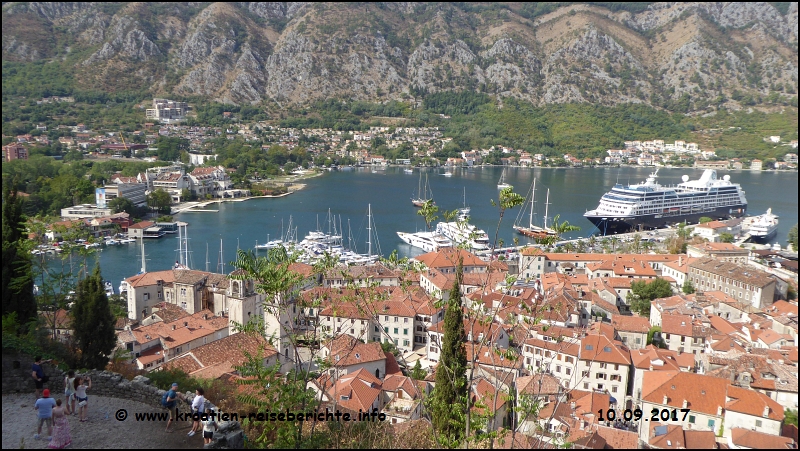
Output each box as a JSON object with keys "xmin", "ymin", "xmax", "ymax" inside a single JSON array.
[{"xmin": 2, "ymin": 351, "xmax": 243, "ymax": 448}]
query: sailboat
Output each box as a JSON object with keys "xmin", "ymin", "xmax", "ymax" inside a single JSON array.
[
  {"xmin": 513, "ymin": 179, "xmax": 557, "ymax": 239},
  {"xmin": 497, "ymin": 168, "xmax": 512, "ymax": 189},
  {"xmin": 411, "ymin": 173, "xmax": 435, "ymax": 207}
]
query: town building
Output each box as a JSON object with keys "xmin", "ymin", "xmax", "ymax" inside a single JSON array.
[{"xmin": 688, "ymin": 258, "xmax": 777, "ymax": 309}]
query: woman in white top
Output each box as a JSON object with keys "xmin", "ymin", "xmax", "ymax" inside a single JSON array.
[
  {"xmin": 63, "ymin": 370, "xmax": 76, "ymax": 416},
  {"xmin": 188, "ymin": 387, "xmax": 205, "ymax": 437},
  {"xmin": 73, "ymin": 376, "xmax": 91, "ymax": 422}
]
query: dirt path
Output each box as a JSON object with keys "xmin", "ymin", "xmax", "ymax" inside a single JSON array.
[{"xmin": 2, "ymin": 393, "xmax": 200, "ymax": 449}]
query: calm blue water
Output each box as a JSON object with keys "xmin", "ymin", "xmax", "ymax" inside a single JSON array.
[{"xmin": 86, "ymin": 166, "xmax": 797, "ymax": 287}]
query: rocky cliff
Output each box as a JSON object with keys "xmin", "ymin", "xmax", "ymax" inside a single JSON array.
[{"xmin": 2, "ymin": 2, "xmax": 797, "ymax": 112}]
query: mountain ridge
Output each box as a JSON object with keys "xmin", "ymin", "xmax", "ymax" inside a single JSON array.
[{"xmin": 2, "ymin": 2, "xmax": 797, "ymax": 113}]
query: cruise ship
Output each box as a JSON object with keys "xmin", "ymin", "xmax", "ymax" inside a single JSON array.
[
  {"xmin": 396, "ymin": 231, "xmax": 453, "ymax": 252},
  {"xmin": 743, "ymin": 208, "xmax": 779, "ymax": 242},
  {"xmin": 584, "ymin": 169, "xmax": 747, "ymax": 234}
]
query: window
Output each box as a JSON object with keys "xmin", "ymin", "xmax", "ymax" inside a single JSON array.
[
  {"xmin": 755, "ymin": 420, "xmax": 762, "ymax": 428},
  {"xmin": 635, "ymin": 337, "xmax": 641, "ymax": 344},
  {"xmin": 611, "ymin": 386, "xmax": 617, "ymax": 393},
  {"xmin": 403, "ymin": 340, "xmax": 409, "ymax": 347},
  {"xmin": 403, "ymin": 328, "xmax": 408, "ymax": 335},
  {"xmin": 385, "ymin": 315, "xmax": 389, "ymax": 321},
  {"xmin": 394, "ymin": 328, "xmax": 399, "ymax": 335},
  {"xmin": 394, "ymin": 316, "xmax": 398, "ymax": 322},
  {"xmin": 384, "ymin": 327, "xmax": 388, "ymax": 333},
  {"xmin": 603, "ymin": 346, "xmax": 611, "ymax": 352},
  {"xmin": 583, "ymin": 383, "xmax": 589, "ymax": 389},
  {"xmin": 375, "ymin": 325, "xmax": 380, "ymax": 332},
  {"xmin": 404, "ymin": 317, "xmax": 409, "ymax": 323},
  {"xmin": 707, "ymin": 419, "xmax": 715, "ymax": 429},
  {"xmin": 566, "ymin": 368, "xmax": 572, "ymax": 375},
  {"xmin": 143, "ymin": 293, "xmax": 150, "ymax": 301},
  {"xmin": 556, "ymin": 365, "xmax": 562, "ymax": 373},
  {"xmin": 585, "ymin": 345, "xmax": 594, "ymax": 351},
  {"xmin": 689, "ymin": 415, "xmax": 696, "ymax": 424}
]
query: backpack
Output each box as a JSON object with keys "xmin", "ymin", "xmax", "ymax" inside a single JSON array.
[{"xmin": 161, "ymin": 391, "xmax": 170, "ymax": 407}]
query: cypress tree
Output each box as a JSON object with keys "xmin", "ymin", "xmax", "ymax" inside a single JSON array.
[
  {"xmin": 72, "ymin": 266, "xmax": 116, "ymax": 369},
  {"xmin": 2, "ymin": 182, "xmax": 36, "ymax": 330},
  {"xmin": 431, "ymin": 262, "xmax": 467, "ymax": 446}
]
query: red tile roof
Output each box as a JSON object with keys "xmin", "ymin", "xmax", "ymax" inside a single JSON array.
[{"xmin": 730, "ymin": 427, "xmax": 795, "ymax": 449}]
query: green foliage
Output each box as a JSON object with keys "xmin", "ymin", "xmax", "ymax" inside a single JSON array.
[
  {"xmin": 647, "ymin": 326, "xmax": 662, "ymax": 346},
  {"xmin": 699, "ymin": 216, "xmax": 713, "ymax": 224},
  {"xmin": 152, "ymin": 136, "xmax": 189, "ymax": 162},
  {"xmin": 719, "ymin": 232, "xmax": 735, "ymax": 243},
  {"xmin": 423, "ymin": 91, "xmax": 491, "ymax": 116},
  {"xmin": 411, "ymin": 359, "xmax": 426, "ymax": 380},
  {"xmin": 628, "ymin": 278, "xmax": 673, "ymax": 318},
  {"xmin": 788, "ymin": 223, "xmax": 798, "ymax": 251},
  {"xmin": 108, "ymin": 196, "xmax": 135, "ymax": 215},
  {"xmin": 2, "ymin": 182, "xmax": 37, "ymax": 331},
  {"xmin": 430, "ymin": 263, "xmax": 468, "ymax": 447},
  {"xmin": 682, "ymin": 280, "xmax": 696, "ymax": 295},
  {"xmin": 147, "ymin": 189, "xmax": 172, "ymax": 214},
  {"xmin": 72, "ymin": 266, "xmax": 116, "ymax": 369},
  {"xmin": 418, "ymin": 199, "xmax": 439, "ymax": 232},
  {"xmin": 787, "ymin": 409, "xmax": 800, "ymax": 427}
]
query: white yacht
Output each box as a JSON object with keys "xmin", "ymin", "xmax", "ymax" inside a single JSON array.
[
  {"xmin": 744, "ymin": 208, "xmax": 779, "ymax": 242},
  {"xmin": 397, "ymin": 231, "xmax": 453, "ymax": 252},
  {"xmin": 436, "ymin": 220, "xmax": 490, "ymax": 251},
  {"xmin": 497, "ymin": 168, "xmax": 512, "ymax": 189}
]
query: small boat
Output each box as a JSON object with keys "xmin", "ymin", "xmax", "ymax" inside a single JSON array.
[
  {"xmin": 104, "ymin": 280, "xmax": 115, "ymax": 296},
  {"xmin": 411, "ymin": 173, "xmax": 434, "ymax": 207},
  {"xmin": 443, "ymin": 171, "xmax": 453, "ymax": 177},
  {"xmin": 498, "ymin": 168, "xmax": 512, "ymax": 189},
  {"xmin": 404, "ymin": 168, "xmax": 414, "ymax": 174},
  {"xmin": 513, "ymin": 179, "xmax": 558, "ymax": 239}
]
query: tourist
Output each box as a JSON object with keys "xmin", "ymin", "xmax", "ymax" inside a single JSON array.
[
  {"xmin": 202, "ymin": 414, "xmax": 218, "ymax": 445},
  {"xmin": 164, "ymin": 382, "xmax": 184, "ymax": 433},
  {"xmin": 188, "ymin": 387, "xmax": 205, "ymax": 437},
  {"xmin": 34, "ymin": 388, "xmax": 57, "ymax": 440},
  {"xmin": 74, "ymin": 376, "xmax": 91, "ymax": 422},
  {"xmin": 63, "ymin": 371, "xmax": 76, "ymax": 416},
  {"xmin": 48, "ymin": 399, "xmax": 71, "ymax": 449},
  {"xmin": 31, "ymin": 356, "xmax": 52, "ymax": 401}
]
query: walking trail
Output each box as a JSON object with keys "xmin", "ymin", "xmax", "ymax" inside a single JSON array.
[{"xmin": 2, "ymin": 393, "xmax": 199, "ymax": 449}]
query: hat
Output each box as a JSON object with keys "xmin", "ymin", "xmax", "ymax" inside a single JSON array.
[
  {"xmin": 172, "ymin": 383, "xmax": 179, "ymax": 388},
  {"xmin": 43, "ymin": 389, "xmax": 50, "ymax": 397}
]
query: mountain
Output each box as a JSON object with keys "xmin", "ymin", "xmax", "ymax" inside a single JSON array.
[{"xmin": 2, "ymin": 2, "xmax": 797, "ymax": 113}]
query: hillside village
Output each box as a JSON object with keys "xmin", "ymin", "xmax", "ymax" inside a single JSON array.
[{"xmin": 45, "ymin": 240, "xmax": 799, "ymax": 448}]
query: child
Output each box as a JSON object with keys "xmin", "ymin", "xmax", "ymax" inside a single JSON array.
[
  {"xmin": 188, "ymin": 387, "xmax": 205, "ymax": 437},
  {"xmin": 202, "ymin": 415, "xmax": 218, "ymax": 445},
  {"xmin": 74, "ymin": 376, "xmax": 91, "ymax": 422},
  {"xmin": 48, "ymin": 398, "xmax": 72, "ymax": 449}
]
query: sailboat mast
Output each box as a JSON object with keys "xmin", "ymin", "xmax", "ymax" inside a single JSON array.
[
  {"xmin": 140, "ymin": 236, "xmax": 146, "ymax": 273},
  {"xmin": 205, "ymin": 243, "xmax": 210, "ymax": 272},
  {"xmin": 544, "ymin": 188, "xmax": 551, "ymax": 229},
  {"xmin": 218, "ymin": 239, "xmax": 224, "ymax": 274},
  {"xmin": 529, "ymin": 179, "xmax": 536, "ymax": 228},
  {"xmin": 184, "ymin": 224, "xmax": 189, "ymax": 269},
  {"xmin": 178, "ymin": 223, "xmax": 183, "ymax": 266},
  {"xmin": 367, "ymin": 204, "xmax": 372, "ymax": 257}
]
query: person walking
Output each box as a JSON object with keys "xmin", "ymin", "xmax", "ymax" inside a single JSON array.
[
  {"xmin": 74, "ymin": 376, "xmax": 91, "ymax": 422},
  {"xmin": 188, "ymin": 387, "xmax": 205, "ymax": 437},
  {"xmin": 202, "ymin": 414, "xmax": 218, "ymax": 445},
  {"xmin": 63, "ymin": 371, "xmax": 76, "ymax": 416},
  {"xmin": 48, "ymin": 398, "xmax": 72, "ymax": 449},
  {"xmin": 164, "ymin": 382, "xmax": 183, "ymax": 433},
  {"xmin": 31, "ymin": 356, "xmax": 52, "ymax": 401},
  {"xmin": 34, "ymin": 388, "xmax": 57, "ymax": 440}
]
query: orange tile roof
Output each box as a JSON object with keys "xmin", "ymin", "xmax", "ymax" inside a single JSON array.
[
  {"xmin": 630, "ymin": 346, "xmax": 690, "ymax": 371},
  {"xmin": 591, "ymin": 424, "xmax": 638, "ymax": 449},
  {"xmin": 414, "ymin": 248, "xmax": 487, "ymax": 270},
  {"xmin": 660, "ymin": 313, "xmax": 694, "ymax": 336},
  {"xmin": 325, "ymin": 334, "xmax": 386, "ymax": 367},
  {"xmin": 578, "ymin": 334, "xmax": 631, "ymax": 365},
  {"xmin": 130, "ymin": 309, "xmax": 228, "ymax": 348},
  {"xmin": 516, "ymin": 374, "xmax": 562, "ymax": 396},
  {"xmin": 611, "ymin": 315, "xmax": 651, "ymax": 333},
  {"xmin": 162, "ymin": 332, "xmax": 276, "ymax": 378},
  {"xmin": 725, "ymin": 385, "xmax": 784, "ymax": 421},
  {"xmin": 730, "ymin": 427, "xmax": 795, "ymax": 449}
]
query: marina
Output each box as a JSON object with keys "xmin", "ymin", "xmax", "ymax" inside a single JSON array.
[{"xmin": 50, "ymin": 166, "xmax": 795, "ymax": 286}]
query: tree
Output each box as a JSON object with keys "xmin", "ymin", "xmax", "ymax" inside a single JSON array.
[
  {"xmin": 627, "ymin": 278, "xmax": 674, "ymax": 317},
  {"xmin": 411, "ymin": 360, "xmax": 426, "ymax": 380},
  {"xmin": 682, "ymin": 280, "xmax": 696, "ymax": 294},
  {"xmin": 699, "ymin": 216, "xmax": 713, "ymax": 224},
  {"xmin": 719, "ymin": 232, "xmax": 735, "ymax": 243},
  {"xmin": 430, "ymin": 262, "xmax": 468, "ymax": 447},
  {"xmin": 417, "ymin": 199, "xmax": 439, "ymax": 232},
  {"xmin": 72, "ymin": 266, "xmax": 116, "ymax": 369},
  {"xmin": 147, "ymin": 188, "xmax": 172, "ymax": 214},
  {"xmin": 2, "ymin": 182, "xmax": 37, "ymax": 331},
  {"xmin": 788, "ymin": 223, "xmax": 798, "ymax": 251},
  {"xmin": 108, "ymin": 196, "xmax": 135, "ymax": 215}
]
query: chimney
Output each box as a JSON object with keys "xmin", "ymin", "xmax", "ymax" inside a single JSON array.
[
  {"xmin": 717, "ymin": 406, "xmax": 723, "ymax": 416},
  {"xmin": 763, "ymin": 406, "xmax": 769, "ymax": 418},
  {"xmin": 184, "ymin": 321, "xmax": 188, "ymax": 327},
  {"xmin": 171, "ymin": 325, "xmax": 176, "ymax": 330},
  {"xmin": 649, "ymin": 364, "xmax": 654, "ymax": 371},
  {"xmin": 679, "ymin": 256, "xmax": 683, "ymax": 267},
  {"xmin": 203, "ymin": 314, "xmax": 208, "ymax": 320},
  {"xmin": 682, "ymin": 399, "xmax": 688, "ymax": 409},
  {"xmin": 663, "ymin": 395, "xmax": 668, "ymax": 405},
  {"xmin": 570, "ymin": 401, "xmax": 576, "ymax": 410}
]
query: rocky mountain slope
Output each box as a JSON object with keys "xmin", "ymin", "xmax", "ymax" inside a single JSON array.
[{"xmin": 2, "ymin": 2, "xmax": 797, "ymax": 113}]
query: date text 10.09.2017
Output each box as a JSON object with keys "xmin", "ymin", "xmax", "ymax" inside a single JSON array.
[{"xmin": 597, "ymin": 408, "xmax": 692, "ymax": 422}]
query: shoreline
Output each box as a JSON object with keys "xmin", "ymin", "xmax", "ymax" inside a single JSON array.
[{"xmin": 173, "ymin": 171, "xmax": 322, "ymax": 214}]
